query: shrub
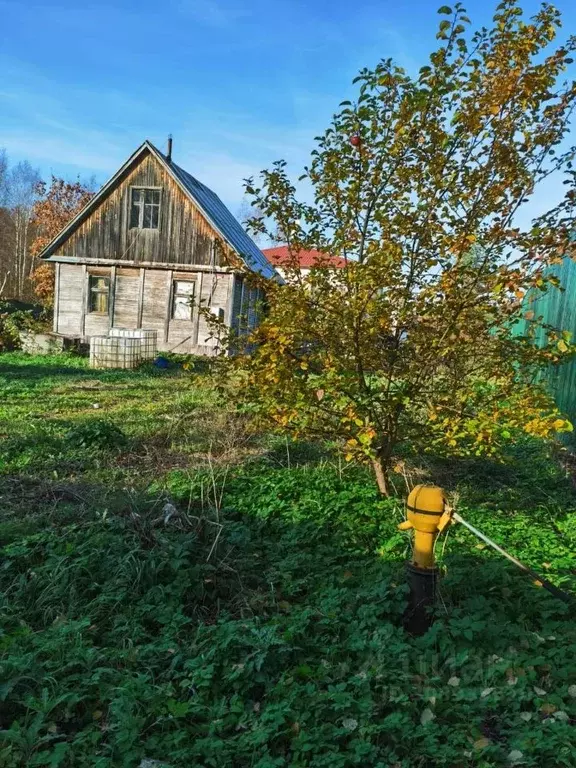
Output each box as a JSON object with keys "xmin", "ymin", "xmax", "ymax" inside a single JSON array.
[{"xmin": 64, "ymin": 419, "xmax": 128, "ymax": 452}]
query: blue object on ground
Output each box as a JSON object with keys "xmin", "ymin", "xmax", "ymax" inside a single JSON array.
[{"xmin": 154, "ymin": 356, "xmax": 170, "ymax": 369}]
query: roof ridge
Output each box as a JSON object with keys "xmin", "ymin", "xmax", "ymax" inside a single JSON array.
[{"xmin": 38, "ymin": 139, "xmax": 281, "ymax": 281}]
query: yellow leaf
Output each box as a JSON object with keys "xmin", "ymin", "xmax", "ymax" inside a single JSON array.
[
  {"xmin": 474, "ymin": 738, "xmax": 490, "ymax": 750},
  {"xmin": 557, "ymin": 340, "xmax": 568, "ymax": 353}
]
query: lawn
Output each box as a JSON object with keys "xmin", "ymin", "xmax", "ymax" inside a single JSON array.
[{"xmin": 0, "ymin": 352, "xmax": 575, "ymax": 767}]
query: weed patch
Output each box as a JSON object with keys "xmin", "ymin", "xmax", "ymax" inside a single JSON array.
[{"xmin": 0, "ymin": 354, "xmax": 575, "ymax": 766}]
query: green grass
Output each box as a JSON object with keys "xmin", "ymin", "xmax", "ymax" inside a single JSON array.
[{"xmin": 0, "ymin": 353, "xmax": 575, "ymax": 767}]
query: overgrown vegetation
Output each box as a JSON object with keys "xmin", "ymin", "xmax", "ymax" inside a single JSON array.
[
  {"xmin": 0, "ymin": 301, "xmax": 47, "ymax": 352},
  {"xmin": 0, "ymin": 353, "xmax": 575, "ymax": 767},
  {"xmin": 234, "ymin": 0, "xmax": 576, "ymax": 495}
]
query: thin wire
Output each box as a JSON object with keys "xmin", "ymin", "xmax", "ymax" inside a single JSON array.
[{"xmin": 452, "ymin": 511, "xmax": 574, "ymax": 606}]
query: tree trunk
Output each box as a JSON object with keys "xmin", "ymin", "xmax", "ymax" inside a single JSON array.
[{"xmin": 371, "ymin": 456, "xmax": 391, "ymax": 496}]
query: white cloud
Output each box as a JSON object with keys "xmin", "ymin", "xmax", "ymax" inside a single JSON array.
[{"xmin": 0, "ymin": 131, "xmax": 124, "ymax": 174}]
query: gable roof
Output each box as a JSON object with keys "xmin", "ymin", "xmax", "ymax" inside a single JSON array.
[
  {"xmin": 262, "ymin": 246, "xmax": 348, "ymax": 269},
  {"xmin": 39, "ymin": 140, "xmax": 280, "ymax": 281}
]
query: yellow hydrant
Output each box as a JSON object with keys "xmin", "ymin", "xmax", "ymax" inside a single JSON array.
[{"xmin": 398, "ymin": 485, "xmax": 451, "ymax": 569}]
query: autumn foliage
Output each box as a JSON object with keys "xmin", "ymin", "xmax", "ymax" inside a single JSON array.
[
  {"xmin": 231, "ymin": 1, "xmax": 576, "ymax": 495},
  {"xmin": 30, "ymin": 177, "xmax": 94, "ymax": 305}
]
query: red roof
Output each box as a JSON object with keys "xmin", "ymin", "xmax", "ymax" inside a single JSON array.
[{"xmin": 262, "ymin": 246, "xmax": 347, "ymax": 269}]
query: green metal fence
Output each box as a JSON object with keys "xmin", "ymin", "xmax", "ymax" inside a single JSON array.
[{"xmin": 516, "ymin": 256, "xmax": 576, "ymax": 431}]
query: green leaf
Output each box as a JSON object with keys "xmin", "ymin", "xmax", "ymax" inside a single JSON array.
[{"xmin": 438, "ymin": 5, "xmax": 452, "ymax": 13}]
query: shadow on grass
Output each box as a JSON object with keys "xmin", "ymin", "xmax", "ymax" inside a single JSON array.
[
  {"xmin": 0, "ymin": 469, "xmax": 571, "ymax": 626},
  {"xmin": 0, "ymin": 359, "xmax": 91, "ymax": 383},
  {"xmin": 0, "ymin": 358, "xmax": 187, "ymax": 400},
  {"xmin": 396, "ymin": 440, "xmax": 576, "ymax": 516},
  {"xmin": 0, "ymin": 463, "xmax": 574, "ymax": 766}
]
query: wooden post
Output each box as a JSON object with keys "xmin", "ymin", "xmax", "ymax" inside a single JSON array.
[
  {"xmin": 192, "ymin": 271, "xmax": 203, "ymax": 348},
  {"xmin": 108, "ymin": 266, "xmax": 117, "ymax": 331},
  {"xmin": 137, "ymin": 268, "xmax": 145, "ymax": 328},
  {"xmin": 164, "ymin": 270, "xmax": 173, "ymax": 344},
  {"xmin": 80, "ymin": 264, "xmax": 87, "ymax": 338},
  {"xmin": 53, "ymin": 263, "xmax": 60, "ymax": 333}
]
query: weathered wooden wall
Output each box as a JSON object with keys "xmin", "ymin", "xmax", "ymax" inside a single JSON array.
[
  {"xmin": 230, "ymin": 275, "xmax": 264, "ymax": 336},
  {"xmin": 57, "ymin": 150, "xmax": 230, "ymax": 267},
  {"xmin": 54, "ymin": 263, "xmax": 234, "ymax": 354},
  {"xmin": 54, "ymin": 263, "xmax": 83, "ymax": 336}
]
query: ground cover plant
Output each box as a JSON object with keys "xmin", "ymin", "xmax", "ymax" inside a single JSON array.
[{"xmin": 0, "ymin": 353, "xmax": 575, "ymax": 767}]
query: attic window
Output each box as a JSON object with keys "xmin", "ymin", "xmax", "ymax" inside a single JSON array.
[{"xmin": 130, "ymin": 188, "xmax": 160, "ymax": 229}]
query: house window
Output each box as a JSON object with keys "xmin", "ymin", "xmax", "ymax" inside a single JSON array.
[
  {"xmin": 130, "ymin": 188, "xmax": 161, "ymax": 229},
  {"xmin": 88, "ymin": 275, "xmax": 110, "ymax": 314},
  {"xmin": 171, "ymin": 280, "xmax": 195, "ymax": 320}
]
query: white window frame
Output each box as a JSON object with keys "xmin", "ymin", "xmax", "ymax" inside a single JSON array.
[{"xmin": 171, "ymin": 279, "xmax": 196, "ymax": 321}]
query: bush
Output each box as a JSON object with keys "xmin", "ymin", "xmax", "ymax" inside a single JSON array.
[
  {"xmin": 64, "ymin": 419, "xmax": 128, "ymax": 452},
  {"xmin": 0, "ymin": 301, "xmax": 47, "ymax": 352}
]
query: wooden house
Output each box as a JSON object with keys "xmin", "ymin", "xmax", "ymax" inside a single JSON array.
[
  {"xmin": 39, "ymin": 139, "xmax": 279, "ymax": 355},
  {"xmin": 262, "ymin": 246, "xmax": 347, "ymax": 281}
]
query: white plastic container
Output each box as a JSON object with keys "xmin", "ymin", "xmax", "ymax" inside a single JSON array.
[
  {"xmin": 89, "ymin": 336, "xmax": 142, "ymax": 369},
  {"xmin": 109, "ymin": 328, "xmax": 158, "ymax": 360}
]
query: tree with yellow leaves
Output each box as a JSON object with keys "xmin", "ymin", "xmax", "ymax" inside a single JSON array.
[{"xmin": 233, "ymin": 1, "xmax": 576, "ymax": 495}]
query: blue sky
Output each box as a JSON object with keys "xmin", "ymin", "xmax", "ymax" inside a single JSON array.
[{"xmin": 1, "ymin": 0, "xmax": 575, "ymax": 215}]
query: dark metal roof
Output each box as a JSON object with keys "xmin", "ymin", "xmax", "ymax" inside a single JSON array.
[
  {"xmin": 157, "ymin": 148, "xmax": 277, "ymax": 279},
  {"xmin": 39, "ymin": 140, "xmax": 280, "ymax": 281}
]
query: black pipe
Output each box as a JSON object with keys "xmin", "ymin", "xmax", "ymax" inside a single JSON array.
[{"xmin": 404, "ymin": 563, "xmax": 438, "ymax": 635}]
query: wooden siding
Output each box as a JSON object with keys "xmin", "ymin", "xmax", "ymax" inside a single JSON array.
[
  {"xmin": 56, "ymin": 263, "xmax": 233, "ymax": 354},
  {"xmin": 56, "ymin": 263, "xmax": 83, "ymax": 336},
  {"xmin": 195, "ymin": 272, "xmax": 232, "ymax": 350},
  {"xmin": 113, "ymin": 268, "xmax": 140, "ymax": 328},
  {"xmin": 56, "ymin": 149, "xmax": 233, "ymax": 268},
  {"xmin": 141, "ymin": 270, "xmax": 171, "ymax": 337},
  {"xmin": 230, "ymin": 275, "xmax": 264, "ymax": 337}
]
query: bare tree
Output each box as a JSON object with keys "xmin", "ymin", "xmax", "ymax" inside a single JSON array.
[
  {"xmin": 3, "ymin": 159, "xmax": 41, "ymax": 299},
  {"xmin": 0, "ymin": 149, "xmax": 11, "ymax": 299},
  {"xmin": 236, "ymin": 196, "xmax": 268, "ymax": 246},
  {"xmin": 0, "ymin": 150, "xmax": 7, "ymax": 198}
]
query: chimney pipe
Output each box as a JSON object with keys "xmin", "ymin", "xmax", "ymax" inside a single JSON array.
[{"xmin": 167, "ymin": 134, "xmax": 173, "ymax": 162}]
